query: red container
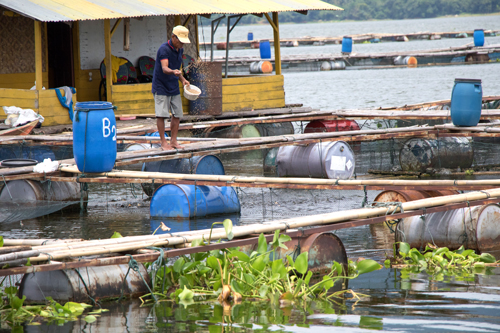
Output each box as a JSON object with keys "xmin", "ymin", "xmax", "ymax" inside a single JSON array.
[{"xmin": 304, "ymin": 120, "xmax": 360, "ymax": 133}]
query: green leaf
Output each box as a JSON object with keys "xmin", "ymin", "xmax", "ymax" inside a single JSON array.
[
  {"xmin": 231, "ymin": 279, "xmax": 245, "ymax": 294},
  {"xmin": 257, "ymin": 234, "xmax": 267, "ymax": 254},
  {"xmin": 435, "ymin": 247, "xmax": 449, "ymax": 255},
  {"xmin": 294, "ymin": 252, "xmax": 308, "ymax": 275},
  {"xmin": 333, "ymin": 261, "xmax": 343, "ymax": 275},
  {"xmin": 398, "ymin": 242, "xmax": 410, "ymax": 255},
  {"xmin": 229, "ymin": 251, "xmax": 250, "ymax": 263},
  {"xmin": 63, "ymin": 302, "xmax": 86, "ymax": 314},
  {"xmin": 321, "ymin": 276, "xmax": 334, "ymax": 291},
  {"xmin": 173, "ymin": 257, "xmax": 185, "ymax": 273},
  {"xmin": 479, "ymin": 253, "xmax": 496, "ymax": 263},
  {"xmin": 191, "ymin": 239, "xmax": 203, "ymax": 247},
  {"xmin": 223, "ymin": 219, "xmax": 234, "ymax": 240},
  {"xmin": 11, "ymin": 295, "xmax": 26, "ymax": 310},
  {"xmin": 85, "ymin": 315, "xmax": 97, "ymax": 323},
  {"xmin": 0, "ymin": 236, "xmax": 3, "ymax": 247},
  {"xmin": 110, "ymin": 231, "xmax": 122, "ymax": 238},
  {"xmin": 384, "ymin": 259, "xmax": 391, "ymax": 268},
  {"xmin": 178, "ymin": 286, "xmax": 194, "ymax": 301},
  {"xmin": 286, "ymin": 255, "xmax": 294, "ymax": 268},
  {"xmin": 304, "ymin": 271, "xmax": 313, "ymax": 285},
  {"xmin": 206, "ymin": 256, "xmax": 219, "ymax": 272},
  {"xmin": 5, "ymin": 286, "xmax": 18, "ymax": 295},
  {"xmin": 243, "ymin": 273, "xmax": 255, "ymax": 285},
  {"xmin": 409, "ymin": 248, "xmax": 425, "ymax": 261},
  {"xmin": 252, "ymin": 255, "xmax": 266, "ymax": 272},
  {"xmin": 179, "ymin": 276, "xmax": 190, "ymax": 289},
  {"xmin": 356, "ymin": 259, "xmax": 382, "ymax": 275},
  {"xmin": 278, "ymin": 234, "xmax": 292, "ymax": 249},
  {"xmin": 462, "ymin": 249, "xmax": 475, "ymax": 257},
  {"xmin": 272, "ymin": 259, "xmax": 287, "ymax": 279}
]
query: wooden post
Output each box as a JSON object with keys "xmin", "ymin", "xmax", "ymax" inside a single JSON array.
[
  {"xmin": 34, "ymin": 20, "xmax": 43, "ymax": 90},
  {"xmin": 104, "ymin": 19, "xmax": 113, "ymax": 102},
  {"xmin": 272, "ymin": 12, "xmax": 281, "ymax": 75},
  {"xmin": 195, "ymin": 15, "xmax": 200, "ymax": 58},
  {"xmin": 174, "ymin": 15, "xmax": 181, "ymax": 26}
]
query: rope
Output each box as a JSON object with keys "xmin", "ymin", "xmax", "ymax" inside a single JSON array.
[
  {"xmin": 479, "ymin": 190, "xmax": 491, "ymax": 198},
  {"xmin": 74, "ymin": 268, "xmax": 98, "ymax": 305},
  {"xmin": 361, "ymin": 185, "xmax": 368, "ymax": 207},
  {"xmin": 1, "ymin": 175, "xmax": 13, "ymax": 200},
  {"xmin": 118, "ymin": 254, "xmax": 157, "ymax": 303},
  {"xmin": 146, "ymin": 247, "xmax": 165, "ymax": 293}
]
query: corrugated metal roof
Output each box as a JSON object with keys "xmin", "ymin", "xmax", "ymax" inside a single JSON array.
[{"xmin": 0, "ymin": 0, "xmax": 343, "ymax": 22}]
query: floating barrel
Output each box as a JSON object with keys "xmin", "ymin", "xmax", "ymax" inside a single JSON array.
[
  {"xmin": 249, "ymin": 60, "xmax": 273, "ymax": 74},
  {"xmin": 73, "ymin": 101, "xmax": 117, "ymax": 173},
  {"xmin": 122, "ymin": 143, "xmax": 160, "ymax": 170},
  {"xmin": 341, "ymin": 36, "xmax": 352, "ymax": 53},
  {"xmin": 263, "ymin": 147, "xmax": 279, "ymax": 176},
  {"xmin": 276, "ymin": 141, "xmax": 355, "ymax": 179},
  {"xmin": 255, "ymin": 122, "xmax": 294, "ymax": 137},
  {"xmin": 141, "ymin": 155, "xmax": 225, "ymax": 197},
  {"xmin": 0, "ymin": 180, "xmax": 87, "ymax": 210},
  {"xmin": 259, "ymin": 40, "xmax": 271, "ymax": 59},
  {"xmin": 399, "ymin": 137, "xmax": 473, "ymax": 172},
  {"xmin": 331, "ymin": 60, "xmax": 346, "ymax": 70},
  {"xmin": 150, "ymin": 184, "xmax": 240, "ymax": 218},
  {"xmin": 150, "ymin": 214, "xmax": 240, "ymax": 234},
  {"xmin": 19, "ymin": 264, "xmax": 149, "ymax": 304},
  {"xmin": 205, "ymin": 124, "xmax": 261, "ymax": 139},
  {"xmin": 450, "ymin": 78, "xmax": 482, "ymax": 127},
  {"xmin": 189, "ymin": 62, "xmax": 222, "ymax": 116},
  {"xmin": 394, "ymin": 56, "xmax": 418, "ymax": 67},
  {"xmin": 396, "ymin": 204, "xmax": 500, "ymax": 252},
  {"xmin": 304, "ymin": 120, "xmax": 359, "ymax": 133},
  {"xmin": 320, "ymin": 61, "xmax": 331, "ymax": 71},
  {"xmin": 247, "ymin": 32, "xmax": 254, "ymax": 41},
  {"xmin": 473, "ymin": 29, "xmax": 485, "ymax": 47}
]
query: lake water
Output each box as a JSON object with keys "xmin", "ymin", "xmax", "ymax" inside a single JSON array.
[{"xmin": 3, "ymin": 14, "xmax": 500, "ymax": 333}]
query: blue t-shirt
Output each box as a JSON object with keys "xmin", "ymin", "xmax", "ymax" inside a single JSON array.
[{"xmin": 152, "ymin": 40, "xmax": 183, "ymax": 96}]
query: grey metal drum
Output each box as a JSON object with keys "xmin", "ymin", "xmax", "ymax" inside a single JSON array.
[
  {"xmin": 395, "ymin": 203, "xmax": 500, "ymax": 252},
  {"xmin": 276, "ymin": 141, "xmax": 355, "ymax": 179},
  {"xmin": 399, "ymin": 137, "xmax": 473, "ymax": 172}
]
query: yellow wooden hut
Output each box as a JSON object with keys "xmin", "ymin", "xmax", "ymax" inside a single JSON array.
[{"xmin": 0, "ymin": 0, "xmax": 342, "ymax": 126}]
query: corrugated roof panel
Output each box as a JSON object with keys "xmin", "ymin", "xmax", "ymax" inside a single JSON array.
[{"xmin": 0, "ymin": 0, "xmax": 342, "ymax": 22}]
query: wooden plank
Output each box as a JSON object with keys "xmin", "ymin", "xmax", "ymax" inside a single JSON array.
[
  {"xmin": 112, "ymin": 83, "xmax": 152, "ymax": 93},
  {"xmin": 0, "ymin": 89, "xmax": 37, "ymax": 99},
  {"xmin": 222, "ymin": 75, "xmax": 283, "ymax": 86},
  {"xmin": 0, "ymin": 98, "xmax": 37, "ymax": 109},
  {"xmin": 112, "ymin": 90, "xmax": 153, "ymax": 102},
  {"xmin": 222, "ymin": 90, "xmax": 284, "ymax": 104}
]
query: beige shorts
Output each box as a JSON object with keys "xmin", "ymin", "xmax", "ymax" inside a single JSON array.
[{"xmin": 154, "ymin": 93, "xmax": 183, "ymax": 118}]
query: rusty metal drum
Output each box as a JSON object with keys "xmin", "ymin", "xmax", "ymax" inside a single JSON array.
[
  {"xmin": 255, "ymin": 122, "xmax": 294, "ymax": 137},
  {"xmin": 19, "ymin": 264, "xmax": 150, "ymax": 303},
  {"xmin": 276, "ymin": 141, "xmax": 355, "ymax": 179},
  {"xmin": 399, "ymin": 137, "xmax": 473, "ymax": 172},
  {"xmin": 395, "ymin": 203, "xmax": 500, "ymax": 252},
  {"xmin": 304, "ymin": 120, "xmax": 359, "ymax": 133},
  {"xmin": 204, "ymin": 124, "xmax": 261, "ymax": 139},
  {"xmin": 374, "ymin": 190, "xmax": 459, "ymax": 203}
]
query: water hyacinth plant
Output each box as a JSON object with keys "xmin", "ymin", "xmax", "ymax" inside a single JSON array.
[
  {"xmin": 385, "ymin": 242, "xmax": 499, "ymax": 281},
  {"xmin": 142, "ymin": 229, "xmax": 382, "ymax": 305}
]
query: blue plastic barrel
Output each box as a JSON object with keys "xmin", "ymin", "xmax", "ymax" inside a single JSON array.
[
  {"xmin": 342, "ymin": 36, "xmax": 352, "ymax": 53},
  {"xmin": 141, "ymin": 155, "xmax": 225, "ymax": 196},
  {"xmin": 260, "ymin": 40, "xmax": 271, "ymax": 59},
  {"xmin": 450, "ymin": 78, "xmax": 482, "ymax": 127},
  {"xmin": 150, "ymin": 214, "xmax": 240, "ymax": 234},
  {"xmin": 73, "ymin": 102, "xmax": 117, "ymax": 172},
  {"xmin": 473, "ymin": 29, "xmax": 485, "ymax": 47},
  {"xmin": 146, "ymin": 131, "xmax": 168, "ymax": 138},
  {"xmin": 248, "ymin": 32, "xmax": 253, "ymax": 41},
  {"xmin": 150, "ymin": 184, "xmax": 240, "ymax": 218}
]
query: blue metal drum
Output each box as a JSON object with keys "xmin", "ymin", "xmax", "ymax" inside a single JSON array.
[
  {"xmin": 341, "ymin": 36, "xmax": 352, "ymax": 53},
  {"xmin": 247, "ymin": 32, "xmax": 254, "ymax": 41},
  {"xmin": 450, "ymin": 78, "xmax": 482, "ymax": 127},
  {"xmin": 141, "ymin": 155, "xmax": 225, "ymax": 196},
  {"xmin": 473, "ymin": 29, "xmax": 485, "ymax": 47},
  {"xmin": 150, "ymin": 184, "xmax": 240, "ymax": 218},
  {"xmin": 259, "ymin": 40, "xmax": 271, "ymax": 59},
  {"xmin": 73, "ymin": 102, "xmax": 117, "ymax": 172}
]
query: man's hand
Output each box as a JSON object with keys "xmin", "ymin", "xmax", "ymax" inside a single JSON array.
[{"xmin": 173, "ymin": 69, "xmax": 182, "ymax": 77}]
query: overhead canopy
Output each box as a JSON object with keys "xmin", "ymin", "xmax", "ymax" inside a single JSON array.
[{"xmin": 1, "ymin": 0, "xmax": 343, "ymax": 22}]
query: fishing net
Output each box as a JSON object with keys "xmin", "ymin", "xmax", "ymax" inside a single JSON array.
[{"xmin": 0, "ymin": 199, "xmax": 81, "ymax": 224}]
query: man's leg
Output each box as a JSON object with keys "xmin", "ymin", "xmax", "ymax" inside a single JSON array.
[
  {"xmin": 169, "ymin": 116, "xmax": 183, "ymax": 149},
  {"xmin": 156, "ymin": 117, "xmax": 171, "ymax": 150}
]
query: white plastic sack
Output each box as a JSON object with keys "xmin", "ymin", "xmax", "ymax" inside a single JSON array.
[
  {"xmin": 33, "ymin": 158, "xmax": 59, "ymax": 173},
  {"xmin": 2, "ymin": 106, "xmax": 44, "ymax": 127}
]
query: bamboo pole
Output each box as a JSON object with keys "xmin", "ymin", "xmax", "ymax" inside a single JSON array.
[
  {"xmin": 16, "ymin": 188, "xmax": 500, "ymax": 264},
  {"xmin": 2, "ymin": 239, "xmax": 83, "ymax": 246}
]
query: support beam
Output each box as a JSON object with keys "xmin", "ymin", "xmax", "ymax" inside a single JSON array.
[
  {"xmin": 104, "ymin": 19, "xmax": 113, "ymax": 102},
  {"xmin": 34, "ymin": 20, "xmax": 43, "ymax": 90},
  {"xmin": 110, "ymin": 18, "xmax": 122, "ymax": 38},
  {"xmin": 272, "ymin": 12, "xmax": 281, "ymax": 75}
]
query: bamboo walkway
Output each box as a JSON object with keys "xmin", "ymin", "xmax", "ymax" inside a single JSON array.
[{"xmin": 1, "ymin": 187, "xmax": 500, "ymax": 276}]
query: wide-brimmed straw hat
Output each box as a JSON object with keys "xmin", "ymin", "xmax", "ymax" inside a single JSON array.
[{"xmin": 172, "ymin": 25, "xmax": 190, "ymax": 44}]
